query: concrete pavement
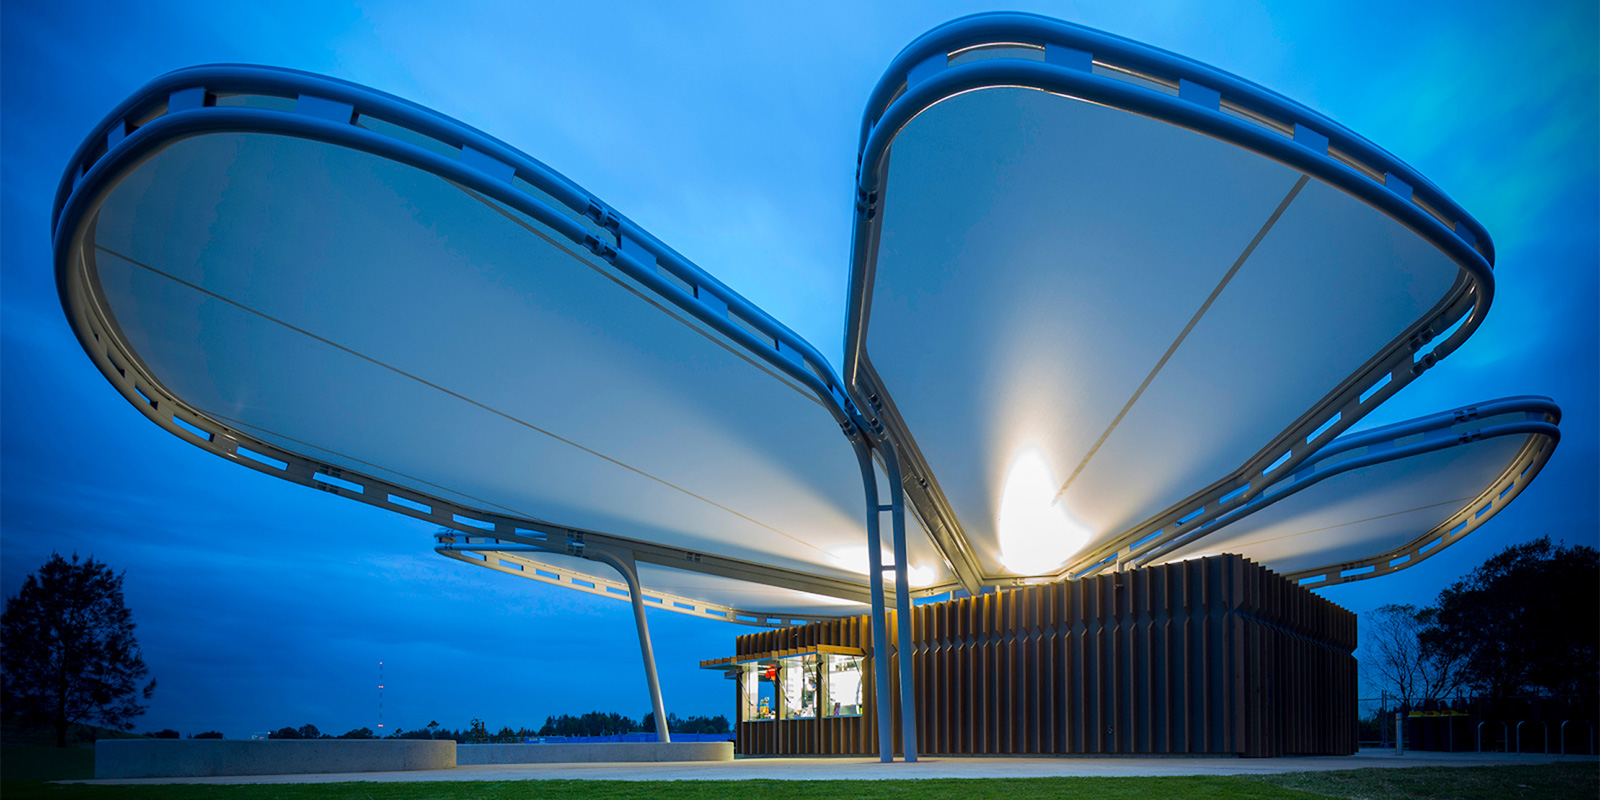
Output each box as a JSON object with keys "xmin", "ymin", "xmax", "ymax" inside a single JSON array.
[{"xmin": 65, "ymin": 748, "xmax": 1597, "ymax": 785}]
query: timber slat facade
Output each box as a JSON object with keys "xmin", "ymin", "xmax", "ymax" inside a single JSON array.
[{"xmin": 729, "ymin": 554, "xmax": 1356, "ymax": 757}]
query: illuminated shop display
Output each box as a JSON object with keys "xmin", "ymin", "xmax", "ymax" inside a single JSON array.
[{"xmin": 716, "ymin": 647, "xmax": 867, "ymax": 724}]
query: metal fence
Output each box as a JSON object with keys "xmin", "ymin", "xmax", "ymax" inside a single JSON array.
[{"xmin": 1358, "ymin": 694, "xmax": 1597, "ymax": 754}]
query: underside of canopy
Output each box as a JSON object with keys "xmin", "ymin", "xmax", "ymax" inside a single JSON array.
[
  {"xmin": 1153, "ymin": 397, "xmax": 1560, "ymax": 585},
  {"xmin": 52, "ymin": 66, "xmax": 947, "ymax": 628},
  {"xmin": 53, "ymin": 15, "xmax": 1545, "ymax": 630},
  {"xmin": 844, "ymin": 13, "xmax": 1497, "ymax": 591}
]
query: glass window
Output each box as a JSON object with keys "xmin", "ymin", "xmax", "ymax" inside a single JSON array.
[
  {"xmin": 779, "ymin": 654, "xmax": 820, "ymax": 720},
  {"xmin": 824, "ymin": 653, "xmax": 864, "ymax": 717},
  {"xmin": 741, "ymin": 652, "xmax": 862, "ymax": 721},
  {"xmin": 743, "ymin": 662, "xmax": 778, "ymax": 722}
]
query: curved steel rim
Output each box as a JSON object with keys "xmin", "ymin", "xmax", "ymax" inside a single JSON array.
[
  {"xmin": 842, "ymin": 12, "xmax": 1497, "ymax": 588},
  {"xmin": 857, "ymin": 11, "xmax": 1492, "ymax": 265},
  {"xmin": 52, "ymin": 66, "xmax": 898, "ymax": 625},
  {"xmin": 435, "ymin": 535, "xmax": 843, "ymax": 627},
  {"xmin": 1150, "ymin": 396, "xmax": 1561, "ymax": 587},
  {"xmin": 53, "ymin": 64, "xmax": 866, "ymax": 434}
]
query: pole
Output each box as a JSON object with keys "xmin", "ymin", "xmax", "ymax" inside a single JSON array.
[
  {"xmin": 1395, "ymin": 713, "xmax": 1404, "ymax": 755},
  {"xmin": 881, "ymin": 446, "xmax": 919, "ymax": 763},
  {"xmin": 854, "ymin": 442, "xmax": 896, "ymax": 762},
  {"xmin": 591, "ymin": 548, "xmax": 671, "ymax": 744}
]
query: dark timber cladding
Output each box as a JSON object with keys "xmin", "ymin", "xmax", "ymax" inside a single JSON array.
[{"xmin": 728, "ymin": 554, "xmax": 1356, "ymax": 757}]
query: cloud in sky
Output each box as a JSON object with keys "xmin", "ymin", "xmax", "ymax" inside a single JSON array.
[{"xmin": 3, "ymin": 0, "xmax": 1595, "ymax": 735}]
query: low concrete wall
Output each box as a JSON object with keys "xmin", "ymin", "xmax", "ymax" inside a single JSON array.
[
  {"xmin": 457, "ymin": 741, "xmax": 733, "ymax": 764},
  {"xmin": 95, "ymin": 739, "xmax": 456, "ymax": 779}
]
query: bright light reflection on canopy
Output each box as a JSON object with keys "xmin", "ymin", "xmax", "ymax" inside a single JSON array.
[
  {"xmin": 997, "ymin": 449, "xmax": 1090, "ymax": 574},
  {"xmin": 831, "ymin": 546, "xmax": 936, "ymax": 588}
]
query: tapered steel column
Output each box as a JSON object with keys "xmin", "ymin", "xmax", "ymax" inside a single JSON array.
[
  {"xmin": 853, "ymin": 441, "xmax": 896, "ymax": 762},
  {"xmin": 880, "ymin": 445, "xmax": 919, "ymax": 762},
  {"xmin": 590, "ymin": 548, "xmax": 671, "ymax": 743}
]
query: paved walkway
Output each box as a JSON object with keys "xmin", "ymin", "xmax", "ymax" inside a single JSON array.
[{"xmin": 69, "ymin": 749, "xmax": 1596, "ymax": 785}]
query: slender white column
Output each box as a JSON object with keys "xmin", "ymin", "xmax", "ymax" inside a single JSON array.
[{"xmin": 591, "ymin": 548, "xmax": 671, "ymax": 744}]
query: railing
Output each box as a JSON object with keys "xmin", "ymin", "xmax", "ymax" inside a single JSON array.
[
  {"xmin": 1515, "ymin": 720, "xmax": 1548, "ymax": 754},
  {"xmin": 1560, "ymin": 720, "xmax": 1595, "ymax": 756},
  {"xmin": 1478, "ymin": 720, "xmax": 1507, "ymax": 753}
]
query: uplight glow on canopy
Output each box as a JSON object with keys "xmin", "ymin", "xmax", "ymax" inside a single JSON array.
[
  {"xmin": 842, "ymin": 13, "xmax": 1499, "ymax": 591},
  {"xmin": 830, "ymin": 545, "xmax": 936, "ymax": 588},
  {"xmin": 46, "ymin": 15, "xmax": 1563, "ymax": 636},
  {"xmin": 996, "ymin": 448, "xmax": 1091, "ymax": 575}
]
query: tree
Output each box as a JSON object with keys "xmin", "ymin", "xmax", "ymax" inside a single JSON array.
[
  {"xmin": 537, "ymin": 711, "xmax": 638, "ymax": 737},
  {"xmin": 1420, "ymin": 537, "xmax": 1599, "ymax": 698},
  {"xmin": 191, "ymin": 731, "xmax": 224, "ymax": 739},
  {"xmin": 1, "ymin": 553, "xmax": 157, "ymax": 747},
  {"xmin": 1363, "ymin": 604, "xmax": 1463, "ymax": 707},
  {"xmin": 337, "ymin": 727, "xmax": 375, "ymax": 739}
]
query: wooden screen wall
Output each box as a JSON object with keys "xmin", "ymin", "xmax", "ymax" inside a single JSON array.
[{"xmin": 733, "ymin": 554, "xmax": 1355, "ymax": 757}]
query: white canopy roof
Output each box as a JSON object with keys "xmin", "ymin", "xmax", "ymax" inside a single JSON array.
[
  {"xmin": 53, "ymin": 16, "xmax": 1547, "ymax": 624},
  {"xmin": 843, "ymin": 14, "xmax": 1497, "ymax": 588},
  {"xmin": 54, "ymin": 67, "xmax": 947, "ymax": 626},
  {"xmin": 1154, "ymin": 397, "xmax": 1560, "ymax": 585}
]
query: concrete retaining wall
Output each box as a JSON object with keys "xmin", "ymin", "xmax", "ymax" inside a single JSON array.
[
  {"xmin": 457, "ymin": 741, "xmax": 733, "ymax": 764},
  {"xmin": 94, "ymin": 739, "xmax": 456, "ymax": 779}
]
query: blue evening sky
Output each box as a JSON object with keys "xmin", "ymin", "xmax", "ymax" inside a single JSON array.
[{"xmin": 3, "ymin": 0, "xmax": 1595, "ymax": 737}]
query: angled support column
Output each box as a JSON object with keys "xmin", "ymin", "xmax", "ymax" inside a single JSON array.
[
  {"xmin": 438, "ymin": 541, "xmax": 671, "ymax": 742},
  {"xmin": 853, "ymin": 440, "xmax": 896, "ymax": 763},
  {"xmin": 880, "ymin": 444, "xmax": 919, "ymax": 763},
  {"xmin": 587, "ymin": 547, "xmax": 671, "ymax": 744}
]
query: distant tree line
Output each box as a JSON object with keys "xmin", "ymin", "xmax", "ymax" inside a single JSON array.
[
  {"xmin": 140, "ymin": 729, "xmax": 223, "ymax": 739},
  {"xmin": 266, "ymin": 724, "xmax": 381, "ymax": 740},
  {"xmin": 251, "ymin": 711, "xmax": 730, "ymax": 743},
  {"xmin": 1364, "ymin": 536, "xmax": 1598, "ymax": 707},
  {"xmin": 641, "ymin": 712, "xmax": 731, "ymax": 735}
]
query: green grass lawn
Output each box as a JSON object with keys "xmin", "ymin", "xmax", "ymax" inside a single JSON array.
[
  {"xmin": 0, "ymin": 765, "xmax": 1594, "ymax": 800},
  {"xmin": 0, "ymin": 745, "xmax": 95, "ymax": 782},
  {"xmin": 1249, "ymin": 762, "xmax": 1599, "ymax": 799},
  {"xmin": 1, "ymin": 718, "xmax": 142, "ymax": 782}
]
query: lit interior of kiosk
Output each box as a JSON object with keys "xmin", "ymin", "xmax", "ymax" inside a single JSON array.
[{"xmin": 704, "ymin": 646, "xmax": 867, "ymax": 722}]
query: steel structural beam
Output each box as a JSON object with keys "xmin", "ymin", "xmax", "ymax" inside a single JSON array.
[
  {"xmin": 1136, "ymin": 397, "xmax": 1560, "ymax": 577},
  {"xmin": 435, "ymin": 540, "xmax": 838, "ymax": 627},
  {"xmin": 854, "ymin": 441, "xmax": 898, "ymax": 762},
  {"xmin": 583, "ymin": 548, "xmax": 672, "ymax": 744},
  {"xmin": 441, "ymin": 541, "xmax": 671, "ymax": 742},
  {"xmin": 881, "ymin": 443, "xmax": 920, "ymax": 762}
]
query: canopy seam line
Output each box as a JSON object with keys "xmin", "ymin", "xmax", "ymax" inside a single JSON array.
[
  {"xmin": 1185, "ymin": 495, "xmax": 1472, "ymax": 551},
  {"xmin": 1052, "ymin": 173, "xmax": 1311, "ymax": 503},
  {"xmin": 96, "ymin": 244, "xmax": 831, "ymax": 556},
  {"xmin": 456, "ymin": 183, "xmax": 826, "ymax": 410}
]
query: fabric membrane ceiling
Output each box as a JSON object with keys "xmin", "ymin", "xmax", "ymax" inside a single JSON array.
[
  {"xmin": 1154, "ymin": 397, "xmax": 1560, "ymax": 585},
  {"xmin": 53, "ymin": 14, "xmax": 1556, "ymax": 625},
  {"xmin": 55, "ymin": 70, "xmax": 948, "ymax": 625},
  {"xmin": 845, "ymin": 14, "xmax": 1497, "ymax": 587}
]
